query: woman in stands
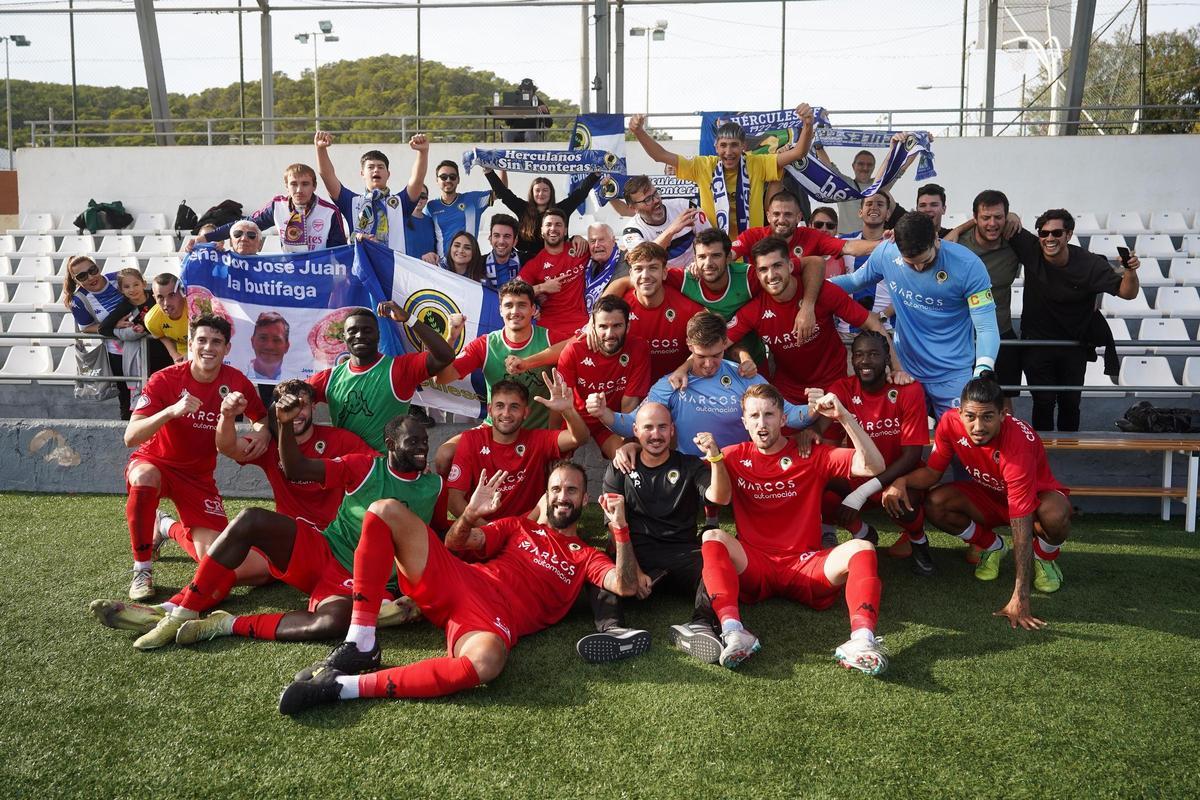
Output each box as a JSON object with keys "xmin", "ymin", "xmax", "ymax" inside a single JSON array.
[
  {"xmin": 61, "ymin": 255, "xmax": 131, "ymax": 419},
  {"xmin": 483, "ymin": 170, "xmax": 602, "ymax": 263},
  {"xmin": 439, "ymin": 232, "xmax": 487, "ymax": 283}
]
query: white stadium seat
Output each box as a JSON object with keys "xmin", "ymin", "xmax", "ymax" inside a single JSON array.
[
  {"xmin": 101, "ymin": 256, "xmax": 141, "ymax": 274},
  {"xmin": 1102, "ymin": 289, "xmax": 1155, "ymax": 318},
  {"xmin": 8, "ymin": 312, "xmax": 53, "ymax": 334},
  {"xmin": 0, "ymin": 235, "xmax": 16, "ymax": 256},
  {"xmin": 9, "ymin": 282, "xmax": 55, "ymax": 310},
  {"xmin": 1072, "ymin": 212, "xmax": 1106, "ymax": 236},
  {"xmin": 1155, "ymin": 287, "xmax": 1200, "ymax": 316},
  {"xmin": 97, "ymin": 235, "xmax": 136, "ymax": 256},
  {"xmin": 1169, "ymin": 258, "xmax": 1200, "ymax": 284},
  {"xmin": 12, "ymin": 213, "xmax": 56, "ymax": 234},
  {"xmin": 1150, "ymin": 211, "xmax": 1191, "ymax": 236},
  {"xmin": 1108, "ymin": 211, "xmax": 1149, "ymax": 235},
  {"xmin": 132, "ymin": 213, "xmax": 169, "ymax": 234},
  {"xmin": 55, "ymin": 234, "xmax": 97, "ymax": 257},
  {"xmin": 14, "ymin": 258, "xmax": 55, "ymax": 280},
  {"xmin": 1134, "ymin": 259, "xmax": 1170, "ymax": 286},
  {"xmin": 57, "ymin": 314, "xmax": 78, "ymax": 334},
  {"xmin": 1086, "ymin": 234, "xmax": 1127, "ymax": 260},
  {"xmin": 941, "ymin": 212, "xmax": 967, "ymax": 229},
  {"xmin": 1119, "ymin": 355, "xmax": 1185, "ymax": 397},
  {"xmin": 1182, "ymin": 235, "xmax": 1200, "ymax": 257},
  {"xmin": 1134, "ymin": 235, "xmax": 1180, "ymax": 260},
  {"xmin": 1108, "ymin": 317, "xmax": 1132, "ymax": 340},
  {"xmin": 137, "ymin": 235, "xmax": 177, "ymax": 257},
  {"xmin": 1083, "ymin": 358, "xmax": 1118, "ymax": 397},
  {"xmin": 44, "ymin": 348, "xmax": 79, "ymax": 385},
  {"xmin": 259, "ymin": 235, "xmax": 283, "ymax": 254},
  {"xmin": 1009, "ymin": 286, "xmax": 1023, "ymax": 319},
  {"xmin": 1184, "ymin": 357, "xmax": 1200, "ymax": 387},
  {"xmin": 0, "ymin": 256, "xmax": 10, "ymax": 276},
  {"xmin": 143, "ymin": 257, "xmax": 181, "ymax": 280},
  {"xmin": 16, "ymin": 235, "xmax": 54, "ymax": 257},
  {"xmin": 1, "ymin": 346, "xmax": 54, "ymax": 381},
  {"xmin": 1137, "ymin": 318, "xmax": 1194, "ymax": 354}
]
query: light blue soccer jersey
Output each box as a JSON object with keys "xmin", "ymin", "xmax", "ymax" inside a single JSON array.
[
  {"xmin": 609, "ymin": 360, "xmax": 811, "ymax": 453},
  {"xmin": 831, "ymin": 239, "xmax": 999, "ymax": 384},
  {"xmin": 427, "ymin": 190, "xmax": 492, "ymax": 258}
]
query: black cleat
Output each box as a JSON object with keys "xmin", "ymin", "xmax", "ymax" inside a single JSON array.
[
  {"xmin": 576, "ymin": 627, "xmax": 652, "ymax": 663},
  {"xmin": 856, "ymin": 525, "xmax": 880, "ymax": 546},
  {"xmin": 668, "ymin": 622, "xmax": 723, "ymax": 664},
  {"xmin": 910, "ymin": 539, "xmax": 936, "ymax": 577},
  {"xmin": 294, "ymin": 640, "xmax": 381, "ymax": 682},
  {"xmin": 279, "ymin": 667, "xmax": 344, "ymax": 716}
]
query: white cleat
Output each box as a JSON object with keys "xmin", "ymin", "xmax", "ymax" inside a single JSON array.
[
  {"xmin": 834, "ymin": 637, "xmax": 889, "ymax": 676},
  {"xmin": 718, "ymin": 628, "xmax": 761, "ymax": 670}
]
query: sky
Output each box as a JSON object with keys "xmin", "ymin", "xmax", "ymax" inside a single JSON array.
[{"xmin": 1, "ymin": 0, "xmax": 1195, "ymax": 137}]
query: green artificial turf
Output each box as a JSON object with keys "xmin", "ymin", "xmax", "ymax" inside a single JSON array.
[{"xmin": 2, "ymin": 492, "xmax": 1198, "ymax": 799}]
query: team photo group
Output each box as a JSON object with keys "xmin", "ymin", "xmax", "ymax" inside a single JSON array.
[{"xmin": 75, "ymin": 102, "xmax": 1142, "ymax": 717}]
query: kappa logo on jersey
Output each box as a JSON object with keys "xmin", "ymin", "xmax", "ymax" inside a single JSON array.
[
  {"xmin": 315, "ymin": 440, "xmax": 326, "ymax": 454},
  {"xmin": 582, "ymin": 357, "xmax": 596, "ymax": 367},
  {"xmin": 852, "ymin": 395, "xmax": 863, "ymax": 405},
  {"xmin": 958, "ymin": 437, "xmax": 971, "ymax": 447},
  {"xmin": 480, "ymin": 446, "xmax": 491, "ymax": 455},
  {"xmin": 762, "ymin": 309, "xmax": 777, "ymax": 320},
  {"xmin": 203, "ymin": 497, "xmax": 226, "ymax": 516},
  {"xmin": 667, "ymin": 469, "xmax": 680, "ymax": 485},
  {"xmin": 630, "ymin": 312, "xmax": 640, "ymax": 321},
  {"xmin": 741, "ymin": 459, "xmax": 753, "ymax": 467},
  {"xmin": 515, "ymin": 444, "xmax": 526, "ymax": 457},
  {"xmin": 448, "ymin": 464, "xmax": 462, "ymax": 482},
  {"xmin": 401, "ymin": 288, "xmax": 468, "ymax": 354},
  {"xmin": 628, "ymin": 471, "xmax": 641, "ymax": 487},
  {"xmin": 532, "ymin": 527, "xmax": 549, "ymax": 537}
]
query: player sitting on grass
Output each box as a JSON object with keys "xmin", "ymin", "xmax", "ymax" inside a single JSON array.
[
  {"xmin": 813, "ymin": 330, "xmax": 933, "ymax": 576},
  {"xmin": 277, "ymin": 460, "xmax": 640, "ymax": 715},
  {"xmin": 887, "ymin": 374, "xmax": 1072, "ymax": 629},
  {"xmin": 673, "ymin": 383, "xmax": 890, "ymax": 675},
  {"xmin": 90, "ymin": 401, "xmax": 446, "ymax": 650}
]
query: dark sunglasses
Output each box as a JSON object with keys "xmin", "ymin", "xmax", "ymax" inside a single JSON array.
[
  {"xmin": 232, "ymin": 230, "xmax": 260, "ymax": 240},
  {"xmin": 810, "ymin": 221, "xmax": 837, "ymax": 230},
  {"xmin": 1037, "ymin": 228, "xmax": 1067, "ymax": 239},
  {"xmin": 71, "ymin": 263, "xmax": 100, "ymax": 280},
  {"xmin": 437, "ymin": 173, "xmax": 459, "ymax": 181}
]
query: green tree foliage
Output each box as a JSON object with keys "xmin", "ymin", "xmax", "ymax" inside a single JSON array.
[
  {"xmin": 1022, "ymin": 25, "xmax": 1198, "ymax": 134},
  {"xmin": 7, "ymin": 54, "xmax": 579, "ymax": 148}
]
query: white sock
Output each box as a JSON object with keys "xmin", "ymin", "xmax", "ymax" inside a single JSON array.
[
  {"xmin": 850, "ymin": 627, "xmax": 876, "ymax": 644},
  {"xmin": 157, "ymin": 602, "xmax": 177, "ymax": 613},
  {"xmin": 168, "ymin": 607, "xmax": 198, "ymax": 621},
  {"xmin": 1035, "ymin": 537, "xmax": 1060, "ymax": 558},
  {"xmin": 956, "ymin": 522, "xmax": 976, "ymax": 543},
  {"xmin": 986, "ymin": 536, "xmax": 1004, "ymax": 553},
  {"xmin": 335, "ymin": 675, "xmax": 359, "ymax": 700},
  {"xmin": 720, "ymin": 619, "xmax": 744, "ymax": 635},
  {"xmin": 214, "ymin": 614, "xmax": 236, "ymax": 634},
  {"xmin": 133, "ymin": 560, "xmax": 153, "ymax": 572},
  {"xmin": 908, "ymin": 533, "xmax": 928, "ymax": 545},
  {"xmin": 158, "ymin": 515, "xmax": 176, "ymax": 537},
  {"xmin": 345, "ymin": 624, "xmax": 376, "ymax": 652}
]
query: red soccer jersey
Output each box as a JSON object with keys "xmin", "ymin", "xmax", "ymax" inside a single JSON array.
[
  {"xmin": 827, "ymin": 376, "xmax": 929, "ymax": 465},
  {"xmin": 556, "ymin": 336, "xmax": 652, "ymax": 421},
  {"xmin": 475, "ymin": 516, "xmax": 614, "ymax": 639},
  {"xmin": 928, "ymin": 411, "xmax": 1066, "ymax": 519},
  {"xmin": 247, "ymin": 424, "xmax": 375, "ymax": 528},
  {"xmin": 622, "ymin": 285, "xmax": 704, "ymax": 380},
  {"xmin": 308, "ymin": 352, "xmax": 430, "ymax": 404},
  {"xmin": 732, "ymin": 225, "xmax": 846, "ymax": 265},
  {"xmin": 518, "ymin": 248, "xmax": 590, "ymax": 340},
  {"xmin": 722, "ymin": 439, "xmax": 856, "ymax": 556},
  {"xmin": 726, "ymin": 282, "xmax": 868, "ymax": 402},
  {"xmin": 131, "ymin": 362, "xmax": 266, "ymax": 474},
  {"xmin": 447, "ymin": 425, "xmax": 563, "ymax": 518}
]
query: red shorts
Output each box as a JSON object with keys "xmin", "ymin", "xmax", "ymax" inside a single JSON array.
[
  {"xmin": 737, "ymin": 544, "xmax": 840, "ymax": 610},
  {"xmin": 583, "ymin": 416, "xmax": 620, "ymax": 451},
  {"xmin": 268, "ymin": 518, "xmax": 371, "ymax": 612},
  {"xmin": 948, "ymin": 481, "xmax": 1069, "ymax": 530},
  {"xmin": 126, "ymin": 457, "xmax": 227, "ymax": 534},
  {"xmin": 398, "ymin": 526, "xmax": 516, "ymax": 654}
]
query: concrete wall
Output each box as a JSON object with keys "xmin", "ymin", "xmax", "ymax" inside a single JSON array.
[{"xmin": 15, "ymin": 135, "xmax": 1200, "ymax": 224}]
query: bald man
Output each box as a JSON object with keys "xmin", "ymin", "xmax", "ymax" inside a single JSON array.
[{"xmin": 576, "ymin": 403, "xmax": 730, "ymax": 664}]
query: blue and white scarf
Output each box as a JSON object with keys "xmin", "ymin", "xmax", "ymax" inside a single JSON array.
[
  {"xmin": 584, "ymin": 246, "xmax": 622, "ymax": 313},
  {"xmin": 785, "ymin": 131, "xmax": 936, "ymax": 203},
  {"xmin": 710, "ymin": 154, "xmax": 751, "ymax": 235},
  {"xmin": 649, "ymin": 176, "xmax": 699, "ymax": 200},
  {"xmin": 356, "ymin": 188, "xmax": 391, "ymax": 239},
  {"xmin": 462, "ymin": 147, "xmax": 626, "ymax": 176},
  {"xmin": 482, "ymin": 250, "xmax": 521, "ymax": 290}
]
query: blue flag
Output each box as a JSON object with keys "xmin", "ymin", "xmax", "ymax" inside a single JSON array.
[{"xmin": 569, "ymin": 113, "xmax": 628, "ymax": 209}]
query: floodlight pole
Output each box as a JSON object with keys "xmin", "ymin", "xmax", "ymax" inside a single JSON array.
[
  {"xmin": 296, "ymin": 23, "xmax": 335, "ymax": 129},
  {"xmin": 2, "ymin": 35, "xmax": 31, "ymax": 167}
]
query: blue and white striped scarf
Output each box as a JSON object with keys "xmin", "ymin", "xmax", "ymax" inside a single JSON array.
[
  {"xmin": 462, "ymin": 147, "xmax": 626, "ymax": 175},
  {"xmin": 710, "ymin": 154, "xmax": 750, "ymax": 235}
]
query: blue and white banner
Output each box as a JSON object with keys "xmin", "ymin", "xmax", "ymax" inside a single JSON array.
[
  {"xmin": 649, "ymin": 175, "xmax": 699, "ymax": 200},
  {"xmin": 699, "ymin": 107, "xmax": 829, "ymax": 155},
  {"xmin": 462, "ymin": 147, "xmax": 626, "ymax": 176},
  {"xmin": 179, "ymin": 242, "xmax": 502, "ymax": 418},
  {"xmin": 568, "ymin": 113, "xmax": 628, "ymax": 208},
  {"xmin": 783, "ymin": 131, "xmax": 936, "ymax": 203}
]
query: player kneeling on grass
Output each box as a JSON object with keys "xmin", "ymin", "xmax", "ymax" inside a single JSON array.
[
  {"xmin": 674, "ymin": 383, "xmax": 890, "ymax": 674},
  {"xmin": 887, "ymin": 374, "xmax": 1071, "ymax": 630},
  {"xmin": 278, "ymin": 460, "xmax": 640, "ymax": 716},
  {"xmin": 90, "ymin": 399, "xmax": 446, "ymax": 649},
  {"xmin": 813, "ymin": 330, "xmax": 934, "ymax": 576}
]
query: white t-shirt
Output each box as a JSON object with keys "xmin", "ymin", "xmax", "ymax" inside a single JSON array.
[{"xmin": 630, "ymin": 198, "xmax": 709, "ymax": 268}]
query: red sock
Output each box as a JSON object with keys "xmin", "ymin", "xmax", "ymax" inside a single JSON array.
[
  {"xmin": 820, "ymin": 490, "xmax": 842, "ymax": 526},
  {"xmin": 166, "ymin": 591, "xmax": 186, "ymax": 606},
  {"xmin": 900, "ymin": 507, "xmax": 926, "ymax": 538},
  {"xmin": 168, "ymin": 521, "xmax": 199, "ymax": 562},
  {"xmin": 1033, "ymin": 537, "xmax": 1061, "ymax": 561},
  {"xmin": 232, "ymin": 613, "xmax": 285, "ymax": 640},
  {"xmin": 358, "ymin": 656, "xmax": 480, "ymax": 699},
  {"xmin": 701, "ymin": 540, "xmax": 741, "ymax": 625},
  {"xmin": 351, "ymin": 511, "xmax": 396, "ymax": 628},
  {"xmin": 125, "ymin": 485, "xmax": 159, "ymax": 562},
  {"xmin": 844, "ymin": 549, "xmax": 882, "ymax": 633},
  {"xmin": 178, "ymin": 557, "xmax": 237, "ymax": 613},
  {"xmin": 963, "ymin": 523, "xmax": 998, "ymax": 550}
]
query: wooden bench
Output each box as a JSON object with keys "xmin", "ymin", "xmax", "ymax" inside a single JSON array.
[{"xmin": 1039, "ymin": 434, "xmax": 1200, "ymax": 532}]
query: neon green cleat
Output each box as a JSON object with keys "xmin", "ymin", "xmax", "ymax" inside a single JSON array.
[
  {"xmin": 175, "ymin": 610, "xmax": 235, "ymax": 646},
  {"xmin": 132, "ymin": 613, "xmax": 187, "ymax": 650},
  {"xmin": 974, "ymin": 538, "xmax": 1007, "ymax": 581},
  {"xmin": 1033, "ymin": 558, "xmax": 1064, "ymax": 593},
  {"xmin": 89, "ymin": 599, "xmax": 165, "ymax": 634}
]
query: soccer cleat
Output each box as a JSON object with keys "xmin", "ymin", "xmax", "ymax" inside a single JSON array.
[
  {"xmin": 152, "ymin": 510, "xmax": 171, "ymax": 560},
  {"xmin": 377, "ymin": 596, "xmax": 423, "ymax": 628},
  {"xmin": 718, "ymin": 628, "xmax": 761, "ymax": 670},
  {"xmin": 668, "ymin": 622, "xmax": 723, "ymax": 665},
  {"xmin": 175, "ymin": 610, "xmax": 234, "ymax": 646},
  {"xmin": 886, "ymin": 535, "xmax": 912, "ymax": 559},
  {"xmin": 855, "ymin": 525, "xmax": 880, "ymax": 546},
  {"xmin": 965, "ymin": 544, "xmax": 983, "ymax": 565},
  {"xmin": 821, "ymin": 530, "xmax": 839, "ymax": 550},
  {"xmin": 89, "ymin": 599, "xmax": 164, "ymax": 634},
  {"xmin": 279, "ymin": 668, "xmax": 344, "ymax": 716},
  {"xmin": 910, "ymin": 540, "xmax": 936, "ymax": 577},
  {"xmin": 1033, "ymin": 558, "xmax": 1064, "ymax": 593},
  {"xmin": 128, "ymin": 568, "xmax": 154, "ymax": 601},
  {"xmin": 834, "ymin": 637, "xmax": 889, "ymax": 676},
  {"xmin": 294, "ymin": 640, "xmax": 381, "ymax": 682},
  {"xmin": 132, "ymin": 613, "xmax": 185, "ymax": 650},
  {"xmin": 974, "ymin": 538, "xmax": 1008, "ymax": 581},
  {"xmin": 575, "ymin": 627, "xmax": 652, "ymax": 663}
]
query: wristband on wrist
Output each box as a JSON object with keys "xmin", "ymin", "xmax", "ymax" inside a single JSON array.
[
  {"xmin": 842, "ymin": 477, "xmax": 883, "ymax": 510},
  {"xmin": 609, "ymin": 525, "xmax": 631, "ymax": 543},
  {"xmin": 705, "ymin": 452, "xmax": 724, "ymax": 463}
]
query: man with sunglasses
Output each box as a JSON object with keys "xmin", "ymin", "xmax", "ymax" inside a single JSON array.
[
  {"xmin": 227, "ymin": 219, "xmax": 265, "ymax": 256},
  {"xmin": 621, "ymin": 175, "xmax": 708, "ymax": 268},
  {"xmin": 831, "ymin": 211, "xmax": 1000, "ymax": 418},
  {"xmin": 1009, "ymin": 209, "xmax": 1140, "ymax": 431},
  {"xmin": 426, "ymin": 159, "xmax": 501, "ymax": 260}
]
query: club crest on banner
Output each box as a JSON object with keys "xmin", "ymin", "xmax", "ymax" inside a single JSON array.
[{"xmin": 401, "ymin": 289, "xmax": 467, "ymax": 354}]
